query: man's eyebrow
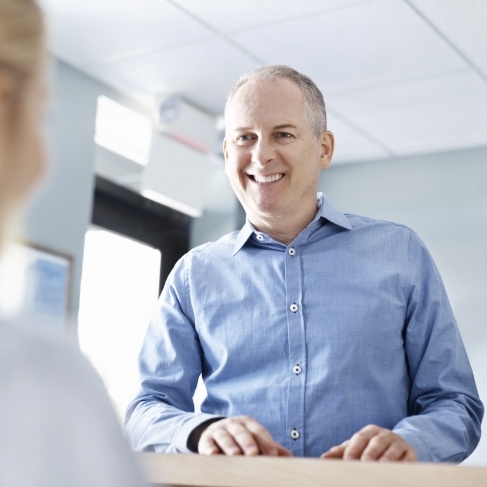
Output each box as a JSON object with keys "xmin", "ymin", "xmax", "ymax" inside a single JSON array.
[
  {"xmin": 232, "ymin": 124, "xmax": 298, "ymax": 132},
  {"xmin": 273, "ymin": 124, "xmax": 298, "ymax": 131}
]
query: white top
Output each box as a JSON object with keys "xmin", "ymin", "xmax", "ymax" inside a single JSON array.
[{"xmin": 0, "ymin": 321, "xmax": 145, "ymax": 487}]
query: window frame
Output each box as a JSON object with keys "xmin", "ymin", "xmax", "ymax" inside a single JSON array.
[{"xmin": 91, "ymin": 176, "xmax": 191, "ymax": 294}]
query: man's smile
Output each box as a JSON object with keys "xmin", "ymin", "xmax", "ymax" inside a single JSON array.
[{"xmin": 250, "ymin": 173, "xmax": 284, "ymax": 183}]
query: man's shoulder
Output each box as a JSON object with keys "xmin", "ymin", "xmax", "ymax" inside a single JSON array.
[
  {"xmin": 345, "ymin": 213, "xmax": 414, "ymax": 234},
  {"xmin": 340, "ymin": 213, "xmax": 422, "ymax": 250},
  {"xmin": 186, "ymin": 230, "xmax": 241, "ymax": 257}
]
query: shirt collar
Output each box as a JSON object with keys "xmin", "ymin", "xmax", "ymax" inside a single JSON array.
[{"xmin": 232, "ymin": 193, "xmax": 351, "ymax": 255}]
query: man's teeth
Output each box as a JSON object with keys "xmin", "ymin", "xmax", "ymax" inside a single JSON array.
[{"xmin": 253, "ymin": 174, "xmax": 284, "ymax": 183}]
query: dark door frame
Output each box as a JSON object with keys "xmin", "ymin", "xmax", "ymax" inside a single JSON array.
[{"xmin": 91, "ymin": 176, "xmax": 191, "ymax": 294}]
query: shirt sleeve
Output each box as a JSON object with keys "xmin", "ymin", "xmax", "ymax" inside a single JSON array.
[
  {"xmin": 392, "ymin": 230, "xmax": 484, "ymax": 462},
  {"xmin": 125, "ymin": 257, "xmax": 223, "ymax": 453}
]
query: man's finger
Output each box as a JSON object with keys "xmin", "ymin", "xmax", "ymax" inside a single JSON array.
[
  {"xmin": 359, "ymin": 428, "xmax": 417, "ymax": 462},
  {"xmin": 225, "ymin": 421, "xmax": 261, "ymax": 455},
  {"xmin": 321, "ymin": 425, "xmax": 418, "ymax": 462},
  {"xmin": 198, "ymin": 416, "xmax": 288, "ymax": 457},
  {"xmin": 276, "ymin": 444, "xmax": 294, "ymax": 457},
  {"xmin": 199, "ymin": 421, "xmax": 246, "ymax": 456},
  {"xmin": 198, "ymin": 434, "xmax": 222, "ymax": 456},
  {"xmin": 342, "ymin": 427, "xmax": 378, "ymax": 460},
  {"xmin": 244, "ymin": 419, "xmax": 291, "ymax": 456},
  {"xmin": 376, "ymin": 439, "xmax": 417, "ymax": 462},
  {"xmin": 320, "ymin": 441, "xmax": 348, "ymax": 459}
]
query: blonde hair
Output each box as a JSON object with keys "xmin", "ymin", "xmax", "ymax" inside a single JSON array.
[
  {"xmin": 0, "ymin": 0, "xmax": 44, "ymax": 247},
  {"xmin": 0, "ymin": 0, "xmax": 44, "ymax": 80},
  {"xmin": 0, "ymin": 0, "xmax": 44, "ymax": 144}
]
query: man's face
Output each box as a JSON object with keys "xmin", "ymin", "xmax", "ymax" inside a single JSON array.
[{"xmin": 223, "ymin": 78, "xmax": 333, "ymax": 231}]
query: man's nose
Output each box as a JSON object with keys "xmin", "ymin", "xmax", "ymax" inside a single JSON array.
[{"xmin": 251, "ymin": 139, "xmax": 275, "ymax": 166}]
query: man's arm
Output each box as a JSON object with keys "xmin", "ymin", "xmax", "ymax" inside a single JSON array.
[
  {"xmin": 125, "ymin": 260, "xmax": 292, "ymax": 456},
  {"xmin": 125, "ymin": 261, "xmax": 222, "ymax": 453},
  {"xmin": 323, "ymin": 231, "xmax": 483, "ymax": 463}
]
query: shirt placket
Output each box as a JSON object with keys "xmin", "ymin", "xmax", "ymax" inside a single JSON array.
[{"xmin": 284, "ymin": 244, "xmax": 306, "ymax": 456}]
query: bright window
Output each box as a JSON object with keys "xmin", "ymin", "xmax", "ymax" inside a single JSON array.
[{"xmin": 78, "ymin": 226, "xmax": 161, "ymax": 420}]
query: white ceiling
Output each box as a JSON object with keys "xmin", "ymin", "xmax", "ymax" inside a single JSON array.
[{"xmin": 38, "ymin": 0, "xmax": 487, "ymax": 165}]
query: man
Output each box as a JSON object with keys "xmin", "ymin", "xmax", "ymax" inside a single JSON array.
[{"xmin": 125, "ymin": 65, "xmax": 483, "ymax": 462}]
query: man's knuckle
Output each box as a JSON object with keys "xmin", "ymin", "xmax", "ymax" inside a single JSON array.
[
  {"xmin": 363, "ymin": 424, "xmax": 380, "ymax": 434},
  {"xmin": 239, "ymin": 415, "xmax": 252, "ymax": 422},
  {"xmin": 352, "ymin": 430, "xmax": 368, "ymax": 441}
]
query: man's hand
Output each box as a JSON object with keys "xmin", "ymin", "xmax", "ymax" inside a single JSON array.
[
  {"xmin": 320, "ymin": 425, "xmax": 417, "ymax": 462},
  {"xmin": 198, "ymin": 416, "xmax": 293, "ymax": 457}
]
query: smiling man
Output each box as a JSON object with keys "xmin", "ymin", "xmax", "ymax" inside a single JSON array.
[
  {"xmin": 223, "ymin": 75, "xmax": 333, "ymax": 247},
  {"xmin": 125, "ymin": 65, "xmax": 483, "ymax": 462}
]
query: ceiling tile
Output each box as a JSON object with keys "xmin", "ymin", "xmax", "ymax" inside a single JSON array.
[
  {"xmin": 329, "ymin": 70, "xmax": 487, "ymax": 156},
  {"xmin": 38, "ymin": 0, "xmax": 213, "ymax": 66},
  {"xmin": 38, "ymin": 0, "xmax": 487, "ymax": 164},
  {"xmin": 326, "ymin": 114, "xmax": 391, "ymax": 164},
  {"xmin": 83, "ymin": 38, "xmax": 260, "ymax": 114},
  {"xmin": 407, "ymin": 0, "xmax": 487, "ymax": 67},
  {"xmin": 172, "ymin": 0, "xmax": 372, "ymax": 34},
  {"xmin": 230, "ymin": 0, "xmax": 469, "ymax": 92}
]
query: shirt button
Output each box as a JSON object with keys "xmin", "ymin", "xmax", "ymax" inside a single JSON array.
[
  {"xmin": 256, "ymin": 234, "xmax": 264, "ymax": 241},
  {"xmin": 290, "ymin": 429, "xmax": 300, "ymax": 440},
  {"xmin": 288, "ymin": 247, "xmax": 295, "ymax": 256},
  {"xmin": 292, "ymin": 365, "xmax": 302, "ymax": 375},
  {"xmin": 289, "ymin": 304, "xmax": 299, "ymax": 313}
]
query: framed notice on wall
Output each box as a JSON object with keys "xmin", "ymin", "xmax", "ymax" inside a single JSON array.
[{"xmin": 5, "ymin": 241, "xmax": 73, "ymax": 330}]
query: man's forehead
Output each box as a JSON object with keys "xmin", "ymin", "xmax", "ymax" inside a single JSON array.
[
  {"xmin": 233, "ymin": 77, "xmax": 300, "ymax": 100},
  {"xmin": 227, "ymin": 78, "xmax": 304, "ymax": 118}
]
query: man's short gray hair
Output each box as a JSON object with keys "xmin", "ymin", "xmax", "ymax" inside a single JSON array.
[{"xmin": 224, "ymin": 65, "xmax": 327, "ymax": 139}]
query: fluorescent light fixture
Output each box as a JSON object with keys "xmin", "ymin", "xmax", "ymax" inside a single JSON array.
[
  {"xmin": 142, "ymin": 189, "xmax": 202, "ymax": 218},
  {"xmin": 141, "ymin": 132, "xmax": 211, "ymax": 218},
  {"xmin": 95, "ymin": 95, "xmax": 152, "ymax": 166}
]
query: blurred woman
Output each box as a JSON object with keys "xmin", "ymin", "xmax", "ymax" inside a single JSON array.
[{"xmin": 0, "ymin": 1, "xmax": 145, "ymax": 485}]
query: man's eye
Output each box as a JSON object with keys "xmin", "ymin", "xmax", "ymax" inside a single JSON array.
[
  {"xmin": 236, "ymin": 135, "xmax": 254, "ymax": 144},
  {"xmin": 276, "ymin": 132, "xmax": 293, "ymax": 139}
]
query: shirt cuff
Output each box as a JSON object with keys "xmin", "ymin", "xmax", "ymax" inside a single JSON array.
[
  {"xmin": 173, "ymin": 413, "xmax": 225, "ymax": 453},
  {"xmin": 393, "ymin": 428, "xmax": 432, "ymax": 462}
]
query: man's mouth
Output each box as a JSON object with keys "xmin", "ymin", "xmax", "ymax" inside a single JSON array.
[{"xmin": 251, "ymin": 174, "xmax": 284, "ymax": 183}]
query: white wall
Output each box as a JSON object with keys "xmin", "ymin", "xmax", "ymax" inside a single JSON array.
[
  {"xmin": 190, "ymin": 157, "xmax": 237, "ymax": 248},
  {"xmin": 22, "ymin": 60, "xmax": 140, "ymax": 334},
  {"xmin": 21, "ymin": 60, "xmax": 98, "ymax": 334},
  {"xmin": 319, "ymin": 147, "xmax": 487, "ymax": 466}
]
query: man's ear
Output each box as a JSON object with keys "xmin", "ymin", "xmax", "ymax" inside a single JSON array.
[
  {"xmin": 223, "ymin": 138, "xmax": 229, "ymax": 174},
  {"xmin": 319, "ymin": 130, "xmax": 334, "ymax": 170}
]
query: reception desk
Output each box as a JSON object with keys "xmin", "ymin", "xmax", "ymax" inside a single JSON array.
[{"xmin": 138, "ymin": 453, "xmax": 487, "ymax": 487}]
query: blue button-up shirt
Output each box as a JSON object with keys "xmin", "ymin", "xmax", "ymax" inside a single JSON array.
[{"xmin": 125, "ymin": 193, "xmax": 483, "ymax": 461}]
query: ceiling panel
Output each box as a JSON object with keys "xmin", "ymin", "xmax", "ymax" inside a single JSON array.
[
  {"xmin": 174, "ymin": 0, "xmax": 371, "ymax": 34},
  {"xmin": 407, "ymin": 0, "xmax": 487, "ymax": 67},
  {"xmin": 37, "ymin": 0, "xmax": 487, "ymax": 164},
  {"xmin": 231, "ymin": 0, "xmax": 468, "ymax": 93},
  {"xmin": 329, "ymin": 70, "xmax": 487, "ymax": 156},
  {"xmin": 326, "ymin": 114, "xmax": 392, "ymax": 164},
  {"xmin": 84, "ymin": 38, "xmax": 260, "ymax": 114},
  {"xmin": 38, "ymin": 0, "xmax": 213, "ymax": 66}
]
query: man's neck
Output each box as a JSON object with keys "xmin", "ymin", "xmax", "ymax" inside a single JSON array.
[{"xmin": 250, "ymin": 206, "xmax": 318, "ymax": 246}]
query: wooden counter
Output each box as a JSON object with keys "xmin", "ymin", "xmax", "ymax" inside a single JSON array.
[{"xmin": 138, "ymin": 453, "xmax": 487, "ymax": 487}]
